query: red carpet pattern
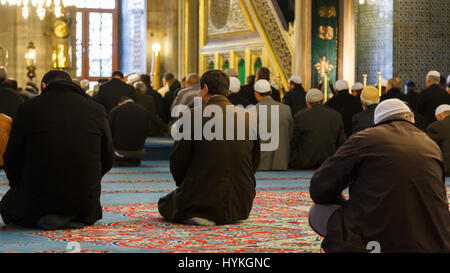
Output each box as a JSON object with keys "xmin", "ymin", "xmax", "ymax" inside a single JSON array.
[{"xmin": 26, "ymin": 192, "xmax": 322, "ymax": 253}]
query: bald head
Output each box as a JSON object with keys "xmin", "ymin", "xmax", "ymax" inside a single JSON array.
[
  {"xmin": 387, "ymin": 78, "xmax": 401, "ymax": 91},
  {"xmin": 185, "ymin": 73, "xmax": 200, "ymax": 87}
]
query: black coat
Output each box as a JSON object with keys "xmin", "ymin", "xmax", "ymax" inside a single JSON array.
[
  {"xmin": 95, "ymin": 78, "xmax": 136, "ymax": 115},
  {"xmin": 427, "ymin": 116, "xmax": 450, "ymax": 176},
  {"xmin": 135, "ymin": 91, "xmax": 168, "ymax": 136},
  {"xmin": 0, "ymin": 81, "xmax": 114, "ymax": 227},
  {"xmin": 282, "ymin": 86, "xmax": 307, "ymax": 116},
  {"xmin": 109, "ymin": 101, "xmax": 150, "ymax": 151},
  {"xmin": 240, "ymin": 84, "xmax": 258, "ymax": 105},
  {"xmin": 311, "ymin": 118, "xmax": 450, "ymax": 252},
  {"xmin": 326, "ymin": 91, "xmax": 363, "ymax": 137},
  {"xmin": 0, "ymin": 86, "xmax": 23, "ymax": 119},
  {"xmin": 405, "ymin": 90, "xmax": 419, "ymax": 111},
  {"xmin": 380, "ymin": 88, "xmax": 406, "ymax": 102},
  {"xmin": 416, "ymin": 84, "xmax": 450, "ymax": 126},
  {"xmin": 289, "ymin": 105, "xmax": 346, "ymax": 169},
  {"xmin": 158, "ymin": 95, "xmax": 260, "ymax": 225},
  {"xmin": 227, "ymin": 93, "xmax": 251, "ymax": 107},
  {"xmin": 351, "ymin": 104, "xmax": 377, "ymax": 135},
  {"xmin": 146, "ymin": 85, "xmax": 170, "ymax": 123}
]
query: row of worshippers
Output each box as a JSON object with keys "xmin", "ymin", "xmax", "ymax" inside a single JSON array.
[
  {"xmin": 238, "ymin": 70, "xmax": 450, "ymax": 175},
  {"xmin": 1, "ymin": 69, "xmax": 448, "ymax": 252}
]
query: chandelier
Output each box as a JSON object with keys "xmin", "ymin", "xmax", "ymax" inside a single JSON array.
[{"xmin": 0, "ymin": 0, "xmax": 76, "ymax": 20}]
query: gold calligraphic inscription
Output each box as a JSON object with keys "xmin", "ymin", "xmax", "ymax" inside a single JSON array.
[
  {"xmin": 318, "ymin": 6, "xmax": 337, "ymax": 18},
  {"xmin": 318, "ymin": 26, "xmax": 334, "ymax": 40},
  {"xmin": 314, "ymin": 56, "xmax": 334, "ymax": 79}
]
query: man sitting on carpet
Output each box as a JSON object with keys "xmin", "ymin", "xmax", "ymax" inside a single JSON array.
[
  {"xmin": 109, "ymin": 96, "xmax": 150, "ymax": 167},
  {"xmin": 0, "ymin": 70, "xmax": 114, "ymax": 230},
  {"xmin": 308, "ymin": 99, "xmax": 450, "ymax": 252},
  {"xmin": 158, "ymin": 70, "xmax": 260, "ymax": 226}
]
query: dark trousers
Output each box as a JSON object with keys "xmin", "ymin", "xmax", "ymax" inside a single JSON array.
[
  {"xmin": 113, "ymin": 149, "xmax": 146, "ymax": 167},
  {"xmin": 308, "ymin": 204, "xmax": 341, "ymax": 237}
]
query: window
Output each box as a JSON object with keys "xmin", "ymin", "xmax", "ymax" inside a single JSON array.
[{"xmin": 75, "ymin": 0, "xmax": 118, "ymax": 81}]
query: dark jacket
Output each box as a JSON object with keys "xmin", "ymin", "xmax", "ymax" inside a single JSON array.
[
  {"xmin": 289, "ymin": 105, "xmax": 346, "ymax": 169},
  {"xmin": 380, "ymin": 88, "xmax": 406, "ymax": 102},
  {"xmin": 95, "ymin": 78, "xmax": 136, "ymax": 115},
  {"xmin": 227, "ymin": 93, "xmax": 251, "ymax": 108},
  {"xmin": 240, "ymin": 84, "xmax": 258, "ymax": 105},
  {"xmin": 146, "ymin": 85, "xmax": 170, "ymax": 123},
  {"xmin": 109, "ymin": 101, "xmax": 150, "ymax": 151},
  {"xmin": 326, "ymin": 91, "xmax": 363, "ymax": 137},
  {"xmin": 135, "ymin": 91, "xmax": 168, "ymax": 136},
  {"xmin": 351, "ymin": 104, "xmax": 377, "ymax": 135},
  {"xmin": 0, "ymin": 86, "xmax": 23, "ymax": 119},
  {"xmin": 310, "ymin": 118, "xmax": 450, "ymax": 252},
  {"xmin": 158, "ymin": 95, "xmax": 260, "ymax": 225},
  {"xmin": 0, "ymin": 81, "xmax": 114, "ymax": 227},
  {"xmin": 416, "ymin": 84, "xmax": 450, "ymax": 126},
  {"xmin": 428, "ymin": 116, "xmax": 450, "ymax": 176},
  {"xmin": 405, "ymin": 90, "xmax": 419, "ymax": 110},
  {"xmin": 282, "ymin": 86, "xmax": 307, "ymax": 116},
  {"xmin": 270, "ymin": 86, "xmax": 281, "ymax": 102}
]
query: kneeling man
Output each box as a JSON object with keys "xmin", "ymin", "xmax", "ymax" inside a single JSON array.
[
  {"xmin": 308, "ymin": 99, "xmax": 450, "ymax": 252},
  {"xmin": 158, "ymin": 70, "xmax": 260, "ymax": 226},
  {"xmin": 0, "ymin": 70, "xmax": 114, "ymax": 229}
]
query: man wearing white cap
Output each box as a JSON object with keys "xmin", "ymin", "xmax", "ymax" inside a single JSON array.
[
  {"xmin": 351, "ymin": 85, "xmax": 380, "ymax": 135},
  {"xmin": 282, "ymin": 75, "xmax": 307, "ymax": 116},
  {"xmin": 427, "ymin": 104, "xmax": 450, "ymax": 176},
  {"xmin": 254, "ymin": 80, "xmax": 293, "ymax": 171},
  {"xmin": 308, "ymin": 98, "xmax": 450, "ymax": 252},
  {"xmin": 226, "ymin": 77, "xmax": 250, "ymax": 107},
  {"xmin": 289, "ymin": 89, "xmax": 345, "ymax": 170},
  {"xmin": 416, "ymin": 70, "xmax": 450, "ymax": 126},
  {"xmin": 350, "ymin": 82, "xmax": 364, "ymax": 97},
  {"xmin": 326, "ymin": 79, "xmax": 363, "ymax": 137}
]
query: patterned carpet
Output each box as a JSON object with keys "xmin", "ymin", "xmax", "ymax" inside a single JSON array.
[{"xmin": 0, "ymin": 161, "xmax": 448, "ymax": 253}]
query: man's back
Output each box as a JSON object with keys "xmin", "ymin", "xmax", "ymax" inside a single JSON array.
[
  {"xmin": 146, "ymin": 86, "xmax": 169, "ymax": 123},
  {"xmin": 0, "ymin": 86, "xmax": 23, "ymax": 119},
  {"xmin": 227, "ymin": 93, "xmax": 251, "ymax": 107},
  {"xmin": 109, "ymin": 102, "xmax": 150, "ymax": 151},
  {"xmin": 311, "ymin": 119, "xmax": 450, "ymax": 252},
  {"xmin": 380, "ymin": 88, "xmax": 406, "ymax": 102},
  {"xmin": 290, "ymin": 105, "xmax": 346, "ymax": 169},
  {"xmin": 351, "ymin": 104, "xmax": 377, "ymax": 135},
  {"xmin": 171, "ymin": 84, "xmax": 200, "ymax": 109},
  {"xmin": 427, "ymin": 116, "xmax": 450, "ymax": 176},
  {"xmin": 256, "ymin": 96, "xmax": 293, "ymax": 170},
  {"xmin": 326, "ymin": 91, "xmax": 363, "ymax": 137},
  {"xmin": 282, "ymin": 86, "xmax": 307, "ymax": 116},
  {"xmin": 417, "ymin": 84, "xmax": 450, "ymax": 125},
  {"xmin": 159, "ymin": 95, "xmax": 260, "ymax": 225},
  {"xmin": 1, "ymin": 81, "xmax": 113, "ymax": 227},
  {"xmin": 95, "ymin": 78, "xmax": 136, "ymax": 114}
]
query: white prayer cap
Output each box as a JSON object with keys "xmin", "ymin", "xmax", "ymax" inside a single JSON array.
[
  {"xmin": 336, "ymin": 80, "xmax": 349, "ymax": 91},
  {"xmin": 374, "ymin": 98, "xmax": 411, "ymax": 125},
  {"xmin": 352, "ymin": 82, "xmax": 364, "ymax": 90},
  {"xmin": 254, "ymin": 79, "xmax": 271, "ymax": 93},
  {"xmin": 435, "ymin": 104, "xmax": 450, "ymax": 117},
  {"xmin": 289, "ymin": 75, "xmax": 303, "ymax": 85},
  {"xmin": 427, "ymin": 70, "xmax": 440, "ymax": 79},
  {"xmin": 229, "ymin": 77, "xmax": 241, "ymax": 93},
  {"xmin": 127, "ymin": 74, "xmax": 140, "ymax": 84},
  {"xmin": 306, "ymin": 88, "xmax": 324, "ymax": 103}
]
